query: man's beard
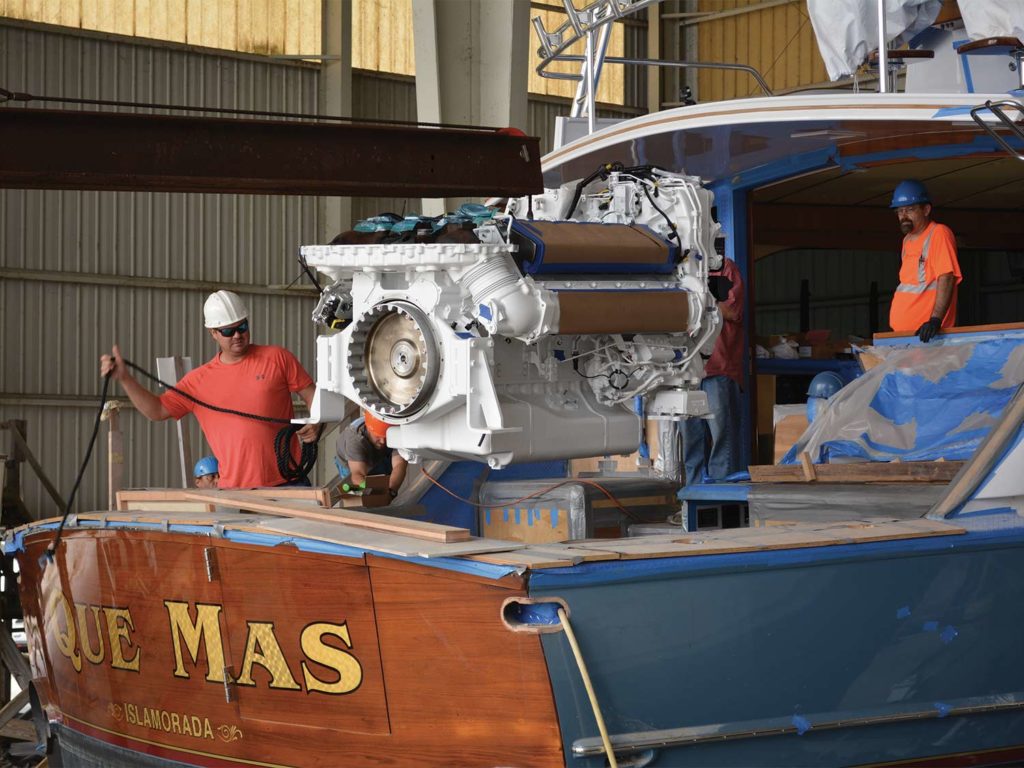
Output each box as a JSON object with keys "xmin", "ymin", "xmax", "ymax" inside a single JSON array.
[{"xmin": 899, "ymin": 219, "xmax": 913, "ymax": 234}]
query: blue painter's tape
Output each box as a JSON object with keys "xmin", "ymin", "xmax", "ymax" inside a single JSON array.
[
  {"xmin": 513, "ymin": 601, "xmax": 562, "ymax": 626},
  {"xmin": 941, "ymin": 625, "xmax": 959, "ymax": 644},
  {"xmin": 515, "ymin": 508, "xmax": 521, "ymax": 525},
  {"xmin": 527, "ymin": 508, "xmax": 534, "ymax": 527},
  {"xmin": 503, "ymin": 509, "xmax": 509, "ymax": 522},
  {"xmin": 956, "ymin": 506, "xmax": 1014, "ymax": 519},
  {"xmin": 485, "ymin": 510, "xmax": 491, "ymax": 525},
  {"xmin": 374, "ymin": 551, "xmax": 520, "ymax": 580},
  {"xmin": 896, "ymin": 606, "xmax": 911, "ymax": 620},
  {"xmin": 923, "ymin": 620, "xmax": 939, "ymax": 632},
  {"xmin": 478, "ymin": 304, "xmax": 493, "ymax": 320},
  {"xmin": 455, "ymin": 332, "xmax": 474, "ymax": 339},
  {"xmin": 551, "ymin": 508, "xmax": 559, "ymax": 529},
  {"xmin": 934, "ymin": 702, "xmax": 951, "ymax": 718},
  {"xmin": 792, "ymin": 715, "xmax": 811, "ymax": 735}
]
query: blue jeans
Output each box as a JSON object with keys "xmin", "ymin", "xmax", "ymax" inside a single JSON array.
[{"xmin": 681, "ymin": 375, "xmax": 742, "ymax": 486}]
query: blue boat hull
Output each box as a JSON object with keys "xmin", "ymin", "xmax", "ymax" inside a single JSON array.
[{"xmin": 530, "ymin": 527, "xmax": 1024, "ymax": 766}]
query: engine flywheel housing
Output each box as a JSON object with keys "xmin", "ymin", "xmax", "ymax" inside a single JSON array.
[{"xmin": 348, "ymin": 302, "xmax": 440, "ymax": 416}]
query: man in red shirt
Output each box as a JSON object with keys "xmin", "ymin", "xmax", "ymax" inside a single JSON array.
[
  {"xmin": 99, "ymin": 291, "xmax": 319, "ymax": 488},
  {"xmin": 888, "ymin": 180, "xmax": 961, "ymax": 342},
  {"xmin": 681, "ymin": 257, "xmax": 745, "ymax": 486}
]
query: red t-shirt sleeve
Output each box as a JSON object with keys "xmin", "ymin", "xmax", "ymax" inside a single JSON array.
[
  {"xmin": 279, "ymin": 348, "xmax": 315, "ymax": 392},
  {"xmin": 927, "ymin": 225, "xmax": 962, "ymax": 284},
  {"xmin": 159, "ymin": 369, "xmax": 200, "ymax": 420}
]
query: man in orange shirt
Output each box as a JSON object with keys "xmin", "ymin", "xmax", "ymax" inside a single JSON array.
[
  {"xmin": 99, "ymin": 291, "xmax": 320, "ymax": 488},
  {"xmin": 888, "ymin": 180, "xmax": 962, "ymax": 342}
]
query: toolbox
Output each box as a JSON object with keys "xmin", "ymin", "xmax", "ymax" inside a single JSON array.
[{"xmin": 478, "ymin": 476, "xmax": 680, "ymax": 544}]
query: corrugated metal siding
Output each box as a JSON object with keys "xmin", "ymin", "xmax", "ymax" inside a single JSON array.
[
  {"xmin": 0, "ymin": 20, "xmax": 324, "ymax": 514},
  {"xmin": 350, "ymin": 70, "xmax": 419, "ymax": 223},
  {"xmin": 696, "ymin": 0, "xmax": 828, "ymax": 102}
]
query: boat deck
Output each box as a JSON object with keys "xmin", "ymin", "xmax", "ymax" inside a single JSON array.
[{"xmin": 6, "ymin": 506, "xmax": 968, "ymax": 571}]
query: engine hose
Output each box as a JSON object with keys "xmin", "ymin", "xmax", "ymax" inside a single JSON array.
[{"xmin": 122, "ymin": 359, "xmax": 318, "ymax": 485}]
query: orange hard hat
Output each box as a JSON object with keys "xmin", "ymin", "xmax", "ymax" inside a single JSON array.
[{"xmin": 362, "ymin": 410, "xmax": 391, "ymax": 440}]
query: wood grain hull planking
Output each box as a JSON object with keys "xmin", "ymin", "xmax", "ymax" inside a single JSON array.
[{"xmin": 15, "ymin": 528, "xmax": 564, "ymax": 767}]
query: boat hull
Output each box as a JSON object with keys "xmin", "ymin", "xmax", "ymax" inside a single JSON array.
[{"xmin": 14, "ymin": 527, "xmax": 564, "ymax": 768}]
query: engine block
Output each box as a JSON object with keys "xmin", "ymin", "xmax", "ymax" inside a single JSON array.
[{"xmin": 300, "ymin": 168, "xmax": 723, "ymax": 467}]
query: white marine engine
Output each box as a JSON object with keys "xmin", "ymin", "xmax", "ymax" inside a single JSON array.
[{"xmin": 300, "ymin": 167, "xmax": 723, "ymax": 468}]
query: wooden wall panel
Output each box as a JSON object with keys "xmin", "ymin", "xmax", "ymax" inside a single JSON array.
[
  {"xmin": 697, "ymin": 0, "xmax": 828, "ymax": 102},
  {"xmin": 353, "ymin": 0, "xmax": 414, "ymax": 76}
]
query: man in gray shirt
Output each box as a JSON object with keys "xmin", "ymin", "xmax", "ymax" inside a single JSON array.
[{"xmin": 335, "ymin": 411, "xmax": 408, "ymax": 503}]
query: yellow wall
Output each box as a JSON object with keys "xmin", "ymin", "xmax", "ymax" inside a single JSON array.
[
  {"xmin": 0, "ymin": 0, "xmax": 625, "ymax": 103},
  {"xmin": 696, "ymin": 0, "xmax": 828, "ymax": 101},
  {"xmin": 0, "ymin": 0, "xmax": 320, "ymax": 55},
  {"xmin": 527, "ymin": 7, "xmax": 626, "ymax": 105}
]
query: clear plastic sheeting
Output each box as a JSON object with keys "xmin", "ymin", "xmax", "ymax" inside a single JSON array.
[
  {"xmin": 959, "ymin": 0, "xmax": 1024, "ymax": 43},
  {"xmin": 807, "ymin": 0, "xmax": 942, "ymax": 81},
  {"xmin": 782, "ymin": 338, "xmax": 1024, "ymax": 465}
]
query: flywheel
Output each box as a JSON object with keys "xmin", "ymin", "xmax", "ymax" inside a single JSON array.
[{"xmin": 348, "ymin": 302, "xmax": 440, "ymax": 417}]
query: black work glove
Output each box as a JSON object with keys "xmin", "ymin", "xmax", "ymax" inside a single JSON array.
[
  {"xmin": 708, "ymin": 275, "xmax": 733, "ymax": 303},
  {"xmin": 916, "ymin": 317, "xmax": 941, "ymax": 343}
]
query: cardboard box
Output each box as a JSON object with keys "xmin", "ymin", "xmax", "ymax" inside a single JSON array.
[{"xmin": 774, "ymin": 412, "xmax": 809, "ymax": 464}]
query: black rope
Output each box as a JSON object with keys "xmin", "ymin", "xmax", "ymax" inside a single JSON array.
[
  {"xmin": 44, "ymin": 374, "xmax": 112, "ymax": 563},
  {"xmin": 122, "ymin": 359, "xmax": 318, "ymax": 485}
]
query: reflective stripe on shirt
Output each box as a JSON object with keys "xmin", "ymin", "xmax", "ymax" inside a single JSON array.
[{"xmin": 895, "ymin": 226, "xmax": 936, "ymax": 295}]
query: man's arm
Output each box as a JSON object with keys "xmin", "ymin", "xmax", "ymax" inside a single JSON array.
[
  {"xmin": 718, "ymin": 302, "xmax": 741, "ymax": 323},
  {"xmin": 388, "ymin": 453, "xmax": 408, "ymax": 500},
  {"xmin": 345, "ymin": 459, "xmax": 371, "ymax": 489},
  {"xmin": 99, "ymin": 345, "xmax": 172, "ymax": 421},
  {"xmin": 295, "ymin": 384, "xmax": 321, "ymax": 443},
  {"xmin": 932, "ymin": 273, "xmax": 955, "ymax": 321}
]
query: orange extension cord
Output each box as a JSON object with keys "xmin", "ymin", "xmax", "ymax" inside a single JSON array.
[{"xmin": 419, "ymin": 467, "xmax": 650, "ymax": 522}]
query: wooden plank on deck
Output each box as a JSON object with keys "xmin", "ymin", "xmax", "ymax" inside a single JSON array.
[{"xmin": 748, "ymin": 461, "xmax": 963, "ymax": 484}]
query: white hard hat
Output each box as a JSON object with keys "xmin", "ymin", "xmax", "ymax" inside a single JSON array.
[{"xmin": 203, "ymin": 290, "xmax": 248, "ymax": 328}]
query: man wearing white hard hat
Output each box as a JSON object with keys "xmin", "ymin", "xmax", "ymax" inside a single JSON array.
[{"xmin": 99, "ymin": 291, "xmax": 319, "ymax": 488}]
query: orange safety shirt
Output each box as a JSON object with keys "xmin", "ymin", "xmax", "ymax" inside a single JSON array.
[
  {"xmin": 889, "ymin": 221, "xmax": 961, "ymax": 332},
  {"xmin": 160, "ymin": 345, "xmax": 314, "ymax": 488}
]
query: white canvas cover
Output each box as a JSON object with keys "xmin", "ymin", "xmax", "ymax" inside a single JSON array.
[
  {"xmin": 808, "ymin": 0, "xmax": 942, "ymax": 80},
  {"xmin": 959, "ymin": 0, "xmax": 1024, "ymax": 42}
]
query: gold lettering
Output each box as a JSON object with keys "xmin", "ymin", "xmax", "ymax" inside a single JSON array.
[
  {"xmin": 171, "ymin": 712, "xmax": 181, "ymax": 733},
  {"xmin": 164, "ymin": 601, "xmax": 225, "ymax": 682},
  {"xmin": 182, "ymin": 715, "xmax": 193, "ymax": 736},
  {"xmin": 203, "ymin": 718, "xmax": 213, "ymax": 739},
  {"xmin": 74, "ymin": 603, "xmax": 105, "ymax": 665},
  {"xmin": 103, "ymin": 608, "xmax": 140, "ymax": 671},
  {"xmin": 160, "ymin": 710, "xmax": 171, "ymax": 731},
  {"xmin": 51, "ymin": 593, "xmax": 81, "ymax": 672},
  {"xmin": 236, "ymin": 622, "xmax": 300, "ymax": 690},
  {"xmin": 300, "ymin": 622, "xmax": 363, "ymax": 695}
]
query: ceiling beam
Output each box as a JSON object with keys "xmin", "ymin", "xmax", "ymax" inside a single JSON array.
[
  {"xmin": 0, "ymin": 107, "xmax": 542, "ymax": 198},
  {"xmin": 753, "ymin": 203, "xmax": 1023, "ymax": 259}
]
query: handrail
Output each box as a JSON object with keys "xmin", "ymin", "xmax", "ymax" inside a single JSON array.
[
  {"xmin": 547, "ymin": 56, "xmax": 774, "ymax": 98},
  {"xmin": 969, "ymin": 99, "xmax": 1024, "ymax": 162}
]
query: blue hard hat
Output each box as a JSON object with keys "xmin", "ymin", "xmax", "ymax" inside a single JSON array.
[
  {"xmin": 193, "ymin": 456, "xmax": 219, "ymax": 478},
  {"xmin": 807, "ymin": 371, "xmax": 845, "ymax": 399},
  {"xmin": 806, "ymin": 396, "xmax": 828, "ymax": 423},
  {"xmin": 890, "ymin": 180, "xmax": 930, "ymax": 208}
]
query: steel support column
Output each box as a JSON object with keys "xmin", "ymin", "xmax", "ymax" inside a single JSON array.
[{"xmin": 0, "ymin": 108, "xmax": 542, "ymax": 197}]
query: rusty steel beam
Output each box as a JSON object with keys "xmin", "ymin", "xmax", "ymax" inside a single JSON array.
[{"xmin": 0, "ymin": 108, "xmax": 542, "ymax": 197}]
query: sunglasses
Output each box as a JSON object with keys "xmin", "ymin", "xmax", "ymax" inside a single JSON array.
[{"xmin": 216, "ymin": 320, "xmax": 249, "ymax": 338}]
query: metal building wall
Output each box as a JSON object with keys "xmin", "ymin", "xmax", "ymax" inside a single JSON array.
[
  {"xmin": 695, "ymin": 0, "xmax": 828, "ymax": 102},
  {"xmin": 1, "ymin": 19, "xmax": 322, "ymax": 515}
]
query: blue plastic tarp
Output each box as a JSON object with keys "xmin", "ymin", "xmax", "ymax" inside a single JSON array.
[{"xmin": 782, "ymin": 337, "xmax": 1024, "ymax": 465}]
